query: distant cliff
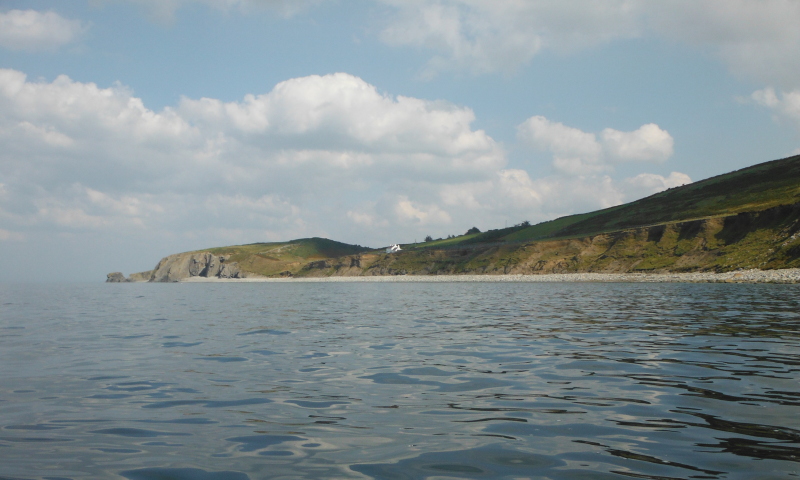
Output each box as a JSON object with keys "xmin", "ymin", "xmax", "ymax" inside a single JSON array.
[
  {"xmin": 110, "ymin": 201, "xmax": 800, "ymax": 282},
  {"xmin": 107, "ymin": 252, "xmax": 247, "ymax": 283}
]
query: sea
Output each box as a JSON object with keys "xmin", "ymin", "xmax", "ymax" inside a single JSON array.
[{"xmin": 1, "ymin": 281, "xmax": 799, "ymax": 480}]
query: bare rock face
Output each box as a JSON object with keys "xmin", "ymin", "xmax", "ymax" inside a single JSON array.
[
  {"xmin": 218, "ymin": 262, "xmax": 241, "ymax": 278},
  {"xmin": 106, "ymin": 272, "xmax": 128, "ymax": 283},
  {"xmin": 128, "ymin": 270, "xmax": 153, "ymax": 282},
  {"xmin": 149, "ymin": 252, "xmax": 243, "ymax": 282},
  {"xmin": 306, "ymin": 260, "xmax": 329, "ymax": 269}
]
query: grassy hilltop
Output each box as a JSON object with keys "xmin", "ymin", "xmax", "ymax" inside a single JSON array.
[
  {"xmin": 126, "ymin": 154, "xmax": 800, "ymax": 281},
  {"xmin": 191, "ymin": 237, "xmax": 370, "ymax": 277}
]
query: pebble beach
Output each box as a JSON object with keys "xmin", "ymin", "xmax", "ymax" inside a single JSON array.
[{"xmin": 182, "ymin": 268, "xmax": 800, "ymax": 283}]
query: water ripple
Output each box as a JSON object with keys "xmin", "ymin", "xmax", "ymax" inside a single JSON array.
[{"xmin": 1, "ymin": 282, "xmax": 798, "ymax": 479}]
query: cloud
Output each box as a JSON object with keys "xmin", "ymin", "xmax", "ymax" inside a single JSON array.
[
  {"xmin": 517, "ymin": 116, "xmax": 673, "ymax": 175},
  {"xmin": 82, "ymin": 1, "xmax": 800, "ymax": 89},
  {"xmin": 750, "ymin": 87, "xmax": 800, "ymax": 132},
  {"xmin": 394, "ymin": 196, "xmax": 452, "ymax": 226},
  {"xmin": 0, "ymin": 10, "xmax": 88, "ymax": 51},
  {"xmin": 601, "ymin": 124, "xmax": 674, "ymax": 163},
  {"xmin": 179, "ymin": 72, "xmax": 498, "ymax": 162},
  {"xmin": 0, "ymin": 229, "xmax": 25, "ymax": 242},
  {"xmin": 648, "ymin": 0, "xmax": 800, "ymax": 89},
  {"xmin": 124, "ymin": 0, "xmax": 321, "ymax": 22},
  {"xmin": 377, "ymin": 0, "xmax": 640, "ymax": 76},
  {"xmin": 622, "ymin": 172, "xmax": 692, "ymax": 200},
  {"xmin": 374, "ymin": 0, "xmax": 800, "ymax": 87},
  {"xmin": 102, "ymin": 1, "xmax": 800, "ymax": 88},
  {"xmin": 0, "ymin": 68, "xmax": 690, "ymax": 276},
  {"xmin": 0, "ymin": 68, "xmax": 501, "ymax": 247},
  {"xmin": 433, "ymin": 168, "xmax": 691, "ymax": 231},
  {"xmin": 347, "ymin": 209, "xmax": 388, "ymax": 228},
  {"xmin": 516, "ymin": 116, "xmax": 605, "ymax": 175}
]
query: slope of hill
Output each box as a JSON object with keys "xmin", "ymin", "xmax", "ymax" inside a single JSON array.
[
  {"xmin": 110, "ymin": 154, "xmax": 800, "ymax": 281},
  {"xmin": 301, "ymin": 202, "xmax": 800, "ymax": 277},
  {"xmin": 203, "ymin": 237, "xmax": 371, "ymax": 277},
  {"xmin": 445, "ymin": 153, "xmax": 800, "ymax": 246},
  {"xmin": 115, "ymin": 238, "xmax": 371, "ymax": 282}
]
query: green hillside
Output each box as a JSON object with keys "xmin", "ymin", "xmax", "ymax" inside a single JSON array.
[
  {"xmin": 201, "ymin": 237, "xmax": 370, "ymax": 277},
  {"xmin": 412, "ymin": 154, "xmax": 800, "ymax": 248},
  {"xmin": 549, "ymin": 153, "xmax": 800, "ymax": 239},
  {"xmin": 123, "ymin": 154, "xmax": 800, "ymax": 281}
]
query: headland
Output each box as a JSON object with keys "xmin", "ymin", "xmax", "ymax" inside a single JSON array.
[{"xmin": 109, "ymin": 154, "xmax": 800, "ymax": 283}]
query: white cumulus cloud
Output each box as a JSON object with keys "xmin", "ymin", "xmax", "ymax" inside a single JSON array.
[
  {"xmin": 750, "ymin": 87, "xmax": 800, "ymax": 133},
  {"xmin": 0, "ymin": 68, "xmax": 502, "ymax": 249},
  {"xmin": 517, "ymin": 115, "xmax": 674, "ymax": 175},
  {"xmin": 432, "ymin": 167, "xmax": 691, "ymax": 231},
  {"xmin": 622, "ymin": 172, "xmax": 692, "ymax": 201},
  {"xmin": 179, "ymin": 72, "xmax": 498, "ymax": 162},
  {"xmin": 601, "ymin": 124, "xmax": 674, "ymax": 163},
  {"xmin": 516, "ymin": 116, "xmax": 605, "ymax": 175},
  {"xmin": 0, "ymin": 10, "xmax": 87, "ymax": 51},
  {"xmin": 0, "ymin": 67, "xmax": 693, "ymax": 280}
]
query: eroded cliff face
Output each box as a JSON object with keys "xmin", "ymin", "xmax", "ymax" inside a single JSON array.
[
  {"xmin": 295, "ymin": 203, "xmax": 800, "ymax": 277},
  {"xmin": 127, "ymin": 270, "xmax": 153, "ymax": 282},
  {"xmin": 148, "ymin": 252, "xmax": 244, "ymax": 282},
  {"xmin": 106, "ymin": 272, "xmax": 127, "ymax": 282}
]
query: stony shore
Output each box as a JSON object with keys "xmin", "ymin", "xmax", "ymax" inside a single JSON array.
[{"xmin": 180, "ymin": 268, "xmax": 800, "ymax": 283}]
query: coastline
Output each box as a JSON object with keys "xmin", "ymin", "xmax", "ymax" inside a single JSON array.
[{"xmin": 179, "ymin": 268, "xmax": 800, "ymax": 284}]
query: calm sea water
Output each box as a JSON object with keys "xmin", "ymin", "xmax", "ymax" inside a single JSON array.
[{"xmin": 1, "ymin": 281, "xmax": 799, "ymax": 480}]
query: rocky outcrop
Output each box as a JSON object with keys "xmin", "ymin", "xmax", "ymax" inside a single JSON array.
[
  {"xmin": 106, "ymin": 272, "xmax": 128, "ymax": 283},
  {"xmin": 148, "ymin": 252, "xmax": 244, "ymax": 282},
  {"xmin": 106, "ymin": 270, "xmax": 154, "ymax": 282},
  {"xmin": 128, "ymin": 270, "xmax": 153, "ymax": 282},
  {"xmin": 306, "ymin": 260, "xmax": 329, "ymax": 269}
]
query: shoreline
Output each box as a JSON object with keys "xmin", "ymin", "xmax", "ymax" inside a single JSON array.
[{"xmin": 179, "ymin": 268, "xmax": 800, "ymax": 284}]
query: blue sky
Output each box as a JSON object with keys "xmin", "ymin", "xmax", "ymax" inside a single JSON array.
[{"xmin": 1, "ymin": 0, "xmax": 799, "ymax": 281}]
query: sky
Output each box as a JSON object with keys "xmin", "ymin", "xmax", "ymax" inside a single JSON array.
[{"xmin": 1, "ymin": 0, "xmax": 800, "ymax": 282}]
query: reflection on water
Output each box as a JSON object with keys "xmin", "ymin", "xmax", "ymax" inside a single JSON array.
[{"xmin": 1, "ymin": 282, "xmax": 799, "ymax": 479}]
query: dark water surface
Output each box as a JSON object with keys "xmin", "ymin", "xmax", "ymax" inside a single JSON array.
[{"xmin": 1, "ymin": 282, "xmax": 799, "ymax": 479}]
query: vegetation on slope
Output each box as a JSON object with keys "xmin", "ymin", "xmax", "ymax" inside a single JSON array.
[
  {"xmin": 298, "ymin": 203, "xmax": 800, "ymax": 277},
  {"xmin": 129, "ymin": 154, "xmax": 800, "ymax": 280},
  {"xmin": 411, "ymin": 154, "xmax": 800, "ymax": 248},
  {"xmin": 549, "ymin": 153, "xmax": 800, "ymax": 239},
  {"xmin": 196, "ymin": 237, "xmax": 370, "ymax": 277},
  {"xmin": 295, "ymin": 154, "xmax": 800, "ymax": 276}
]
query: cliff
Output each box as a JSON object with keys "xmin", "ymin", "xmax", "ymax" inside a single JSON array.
[
  {"xmin": 295, "ymin": 202, "xmax": 800, "ymax": 277},
  {"xmin": 107, "ymin": 253, "xmax": 246, "ymax": 283},
  {"xmin": 108, "ymin": 154, "xmax": 800, "ymax": 281},
  {"xmin": 108, "ymin": 202, "xmax": 800, "ymax": 282},
  {"xmin": 149, "ymin": 252, "xmax": 245, "ymax": 282},
  {"xmin": 128, "ymin": 270, "xmax": 153, "ymax": 282}
]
